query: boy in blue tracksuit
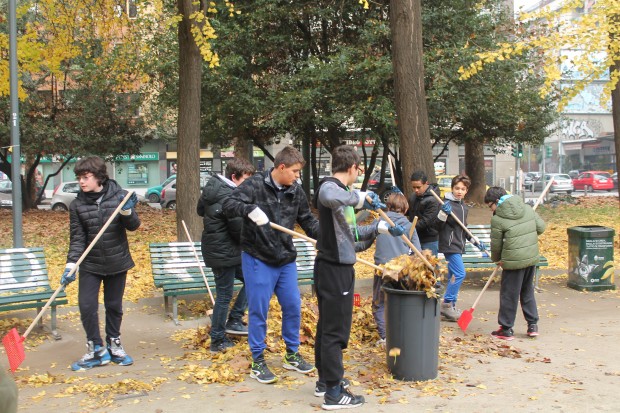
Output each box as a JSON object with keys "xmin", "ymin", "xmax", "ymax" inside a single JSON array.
[
  {"xmin": 313, "ymin": 145, "xmax": 405, "ymax": 410},
  {"xmin": 222, "ymin": 146, "xmax": 320, "ymax": 384},
  {"xmin": 372, "ymin": 193, "xmax": 421, "ymax": 345},
  {"xmin": 435, "ymin": 174, "xmax": 486, "ymax": 321}
]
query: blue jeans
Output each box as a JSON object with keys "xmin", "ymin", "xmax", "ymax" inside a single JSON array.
[
  {"xmin": 421, "ymin": 240, "xmax": 439, "ymax": 256},
  {"xmin": 372, "ymin": 273, "xmax": 386, "ymax": 339},
  {"xmin": 242, "ymin": 252, "xmax": 301, "ymax": 360},
  {"xmin": 443, "ymin": 253, "xmax": 466, "ymax": 303},
  {"xmin": 210, "ymin": 265, "xmax": 247, "ymax": 343}
]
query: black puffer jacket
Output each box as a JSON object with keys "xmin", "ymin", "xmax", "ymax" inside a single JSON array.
[
  {"xmin": 407, "ymin": 184, "xmax": 440, "ymax": 243},
  {"xmin": 67, "ymin": 179, "xmax": 140, "ymax": 275},
  {"xmin": 222, "ymin": 169, "xmax": 319, "ymax": 267},
  {"xmin": 435, "ymin": 192, "xmax": 470, "ymax": 254},
  {"xmin": 197, "ymin": 174, "xmax": 243, "ymax": 268}
]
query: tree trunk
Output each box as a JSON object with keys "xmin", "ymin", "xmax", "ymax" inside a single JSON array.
[
  {"xmin": 464, "ymin": 140, "xmax": 486, "ymax": 204},
  {"xmin": 176, "ymin": 0, "xmax": 203, "ymax": 241},
  {"xmin": 389, "ymin": 0, "xmax": 434, "ymax": 197}
]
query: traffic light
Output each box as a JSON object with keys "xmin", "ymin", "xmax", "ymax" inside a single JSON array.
[
  {"xmin": 511, "ymin": 144, "xmax": 523, "ymax": 158},
  {"xmin": 545, "ymin": 145, "xmax": 552, "ymax": 158}
]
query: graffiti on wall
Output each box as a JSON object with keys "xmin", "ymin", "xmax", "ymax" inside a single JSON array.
[{"xmin": 560, "ymin": 119, "xmax": 602, "ymax": 141}]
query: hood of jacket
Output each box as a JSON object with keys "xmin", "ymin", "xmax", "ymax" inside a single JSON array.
[
  {"xmin": 202, "ymin": 174, "xmax": 235, "ymax": 205},
  {"xmin": 494, "ymin": 195, "xmax": 525, "ymax": 221}
]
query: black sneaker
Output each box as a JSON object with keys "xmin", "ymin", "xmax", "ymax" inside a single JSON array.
[
  {"xmin": 225, "ymin": 320, "xmax": 248, "ymax": 335},
  {"xmin": 283, "ymin": 351, "xmax": 315, "ymax": 373},
  {"xmin": 250, "ymin": 359, "xmax": 278, "ymax": 384},
  {"xmin": 314, "ymin": 378, "xmax": 351, "ymax": 397},
  {"xmin": 210, "ymin": 337, "xmax": 235, "ymax": 353},
  {"xmin": 322, "ymin": 388, "xmax": 365, "ymax": 410},
  {"xmin": 491, "ymin": 326, "xmax": 514, "ymax": 341},
  {"xmin": 527, "ymin": 324, "xmax": 539, "ymax": 337}
]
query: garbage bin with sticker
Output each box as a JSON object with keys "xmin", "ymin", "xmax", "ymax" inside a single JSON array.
[{"xmin": 567, "ymin": 226, "xmax": 615, "ymax": 291}]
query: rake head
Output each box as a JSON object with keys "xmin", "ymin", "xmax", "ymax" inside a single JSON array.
[
  {"xmin": 2, "ymin": 328, "xmax": 25, "ymax": 372},
  {"xmin": 457, "ymin": 308, "xmax": 474, "ymax": 333}
]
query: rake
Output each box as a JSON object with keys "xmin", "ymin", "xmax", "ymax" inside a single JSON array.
[{"xmin": 2, "ymin": 190, "xmax": 135, "ymax": 372}]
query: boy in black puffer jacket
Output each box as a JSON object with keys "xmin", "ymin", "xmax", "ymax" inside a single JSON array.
[
  {"xmin": 197, "ymin": 157, "xmax": 255, "ymax": 353},
  {"xmin": 61, "ymin": 156, "xmax": 140, "ymax": 371},
  {"xmin": 435, "ymin": 174, "xmax": 485, "ymax": 321},
  {"xmin": 223, "ymin": 146, "xmax": 320, "ymax": 385}
]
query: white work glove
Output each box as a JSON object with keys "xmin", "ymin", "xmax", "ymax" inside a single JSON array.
[{"xmin": 248, "ymin": 206, "xmax": 269, "ymax": 226}]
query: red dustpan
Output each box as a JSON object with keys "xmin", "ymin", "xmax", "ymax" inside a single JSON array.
[
  {"xmin": 457, "ymin": 266, "xmax": 500, "ymax": 333},
  {"xmin": 2, "ymin": 329, "xmax": 25, "ymax": 372}
]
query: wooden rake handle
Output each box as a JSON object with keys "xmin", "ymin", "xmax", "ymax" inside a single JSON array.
[
  {"xmin": 24, "ymin": 190, "xmax": 136, "ymax": 339},
  {"xmin": 534, "ymin": 177, "xmax": 554, "ymax": 210},
  {"xmin": 182, "ymin": 220, "xmax": 215, "ymax": 306},
  {"xmin": 429, "ymin": 189, "xmax": 483, "ymax": 244},
  {"xmin": 470, "ymin": 266, "xmax": 500, "ymax": 310},
  {"xmin": 269, "ymin": 223, "xmax": 384, "ymax": 272},
  {"xmin": 367, "ymin": 197, "xmax": 435, "ymax": 272}
]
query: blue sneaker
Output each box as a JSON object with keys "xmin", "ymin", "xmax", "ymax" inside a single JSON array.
[
  {"xmin": 108, "ymin": 337, "xmax": 134, "ymax": 366},
  {"xmin": 71, "ymin": 341, "xmax": 111, "ymax": 371}
]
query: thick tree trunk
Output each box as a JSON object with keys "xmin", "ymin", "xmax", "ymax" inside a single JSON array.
[
  {"xmin": 389, "ymin": 0, "xmax": 434, "ymax": 197},
  {"xmin": 464, "ymin": 140, "xmax": 486, "ymax": 204},
  {"xmin": 176, "ymin": 0, "xmax": 203, "ymax": 241}
]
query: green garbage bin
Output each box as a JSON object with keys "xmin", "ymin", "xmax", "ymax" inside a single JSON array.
[
  {"xmin": 382, "ymin": 286, "xmax": 440, "ymax": 381},
  {"xmin": 567, "ymin": 226, "xmax": 616, "ymax": 291}
]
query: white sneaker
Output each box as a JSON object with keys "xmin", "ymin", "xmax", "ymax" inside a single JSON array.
[{"xmin": 375, "ymin": 338, "xmax": 386, "ymax": 348}]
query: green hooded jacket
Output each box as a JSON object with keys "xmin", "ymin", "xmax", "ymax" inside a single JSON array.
[{"xmin": 490, "ymin": 195, "xmax": 546, "ymax": 270}]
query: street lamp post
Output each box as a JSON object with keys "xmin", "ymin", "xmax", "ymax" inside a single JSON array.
[{"xmin": 9, "ymin": 0, "xmax": 23, "ymax": 247}]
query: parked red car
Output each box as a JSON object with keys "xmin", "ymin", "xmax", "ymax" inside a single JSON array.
[{"xmin": 572, "ymin": 171, "xmax": 614, "ymax": 191}]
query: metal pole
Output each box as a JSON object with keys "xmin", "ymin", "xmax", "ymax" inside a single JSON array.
[{"xmin": 9, "ymin": 0, "xmax": 23, "ymax": 247}]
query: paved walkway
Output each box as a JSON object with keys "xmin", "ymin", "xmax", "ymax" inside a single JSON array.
[{"xmin": 6, "ymin": 272, "xmax": 620, "ymax": 413}]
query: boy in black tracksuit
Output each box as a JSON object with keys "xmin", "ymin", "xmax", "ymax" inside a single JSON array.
[{"xmin": 313, "ymin": 145, "xmax": 404, "ymax": 410}]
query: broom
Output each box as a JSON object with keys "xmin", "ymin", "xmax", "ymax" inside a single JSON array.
[{"xmin": 2, "ymin": 190, "xmax": 136, "ymax": 372}]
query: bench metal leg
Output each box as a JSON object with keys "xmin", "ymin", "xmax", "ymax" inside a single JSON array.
[
  {"xmin": 50, "ymin": 305, "xmax": 62, "ymax": 340},
  {"xmin": 535, "ymin": 267, "xmax": 542, "ymax": 293},
  {"xmin": 171, "ymin": 296, "xmax": 180, "ymax": 326}
]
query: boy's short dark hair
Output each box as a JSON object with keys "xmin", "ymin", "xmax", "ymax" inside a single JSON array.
[
  {"xmin": 74, "ymin": 156, "xmax": 108, "ymax": 186},
  {"xmin": 484, "ymin": 186, "xmax": 508, "ymax": 204},
  {"xmin": 331, "ymin": 145, "xmax": 361, "ymax": 173},
  {"xmin": 410, "ymin": 170, "xmax": 428, "ymax": 183},
  {"xmin": 451, "ymin": 174, "xmax": 471, "ymax": 189},
  {"xmin": 274, "ymin": 146, "xmax": 305, "ymax": 168},
  {"xmin": 386, "ymin": 193, "xmax": 409, "ymax": 214},
  {"xmin": 225, "ymin": 157, "xmax": 256, "ymax": 180}
]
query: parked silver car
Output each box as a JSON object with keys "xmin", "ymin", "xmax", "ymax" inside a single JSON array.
[
  {"xmin": 531, "ymin": 173, "xmax": 573, "ymax": 194},
  {"xmin": 160, "ymin": 172, "xmax": 212, "ymax": 210},
  {"xmin": 50, "ymin": 181, "xmax": 80, "ymax": 211}
]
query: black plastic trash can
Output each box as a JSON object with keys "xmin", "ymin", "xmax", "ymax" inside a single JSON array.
[
  {"xmin": 567, "ymin": 226, "xmax": 616, "ymax": 291},
  {"xmin": 382, "ymin": 286, "xmax": 440, "ymax": 381}
]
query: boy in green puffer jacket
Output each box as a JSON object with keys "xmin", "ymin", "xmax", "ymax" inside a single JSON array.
[{"xmin": 484, "ymin": 187, "xmax": 546, "ymax": 340}]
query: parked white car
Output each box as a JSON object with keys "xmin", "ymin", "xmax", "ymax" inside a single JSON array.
[{"xmin": 50, "ymin": 181, "xmax": 80, "ymax": 211}]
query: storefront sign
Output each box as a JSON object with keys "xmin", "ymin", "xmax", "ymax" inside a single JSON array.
[{"xmin": 115, "ymin": 152, "xmax": 159, "ymax": 161}]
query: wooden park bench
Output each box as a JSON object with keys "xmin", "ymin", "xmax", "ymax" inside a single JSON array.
[
  {"xmin": 439, "ymin": 224, "xmax": 549, "ymax": 290},
  {"xmin": 149, "ymin": 238, "xmax": 316, "ymax": 324},
  {"xmin": 0, "ymin": 247, "xmax": 68, "ymax": 339}
]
